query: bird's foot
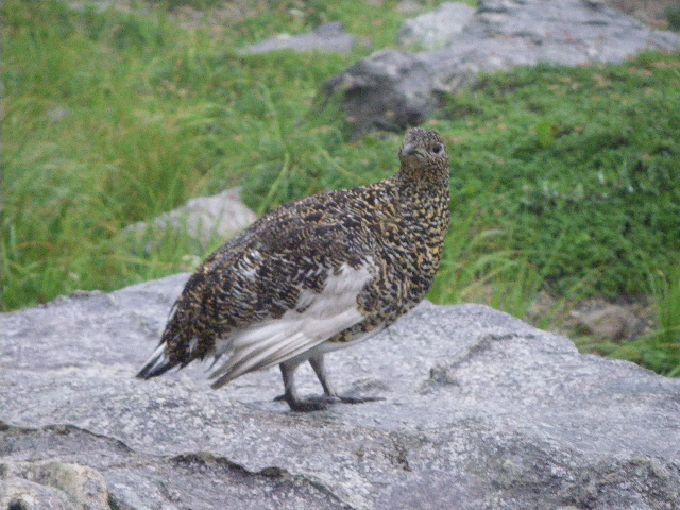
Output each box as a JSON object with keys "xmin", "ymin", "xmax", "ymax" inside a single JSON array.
[
  {"xmin": 334, "ymin": 394, "xmax": 386, "ymax": 405},
  {"xmin": 287, "ymin": 398, "xmax": 329, "ymax": 412},
  {"xmin": 274, "ymin": 394, "xmax": 334, "ymax": 411},
  {"xmin": 274, "ymin": 393, "xmax": 385, "ymax": 411}
]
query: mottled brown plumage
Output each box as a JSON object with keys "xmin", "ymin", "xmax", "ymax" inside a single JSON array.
[{"xmin": 137, "ymin": 128, "xmax": 450, "ymax": 411}]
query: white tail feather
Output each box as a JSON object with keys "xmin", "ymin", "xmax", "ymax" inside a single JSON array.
[{"xmin": 209, "ymin": 260, "xmax": 373, "ymax": 386}]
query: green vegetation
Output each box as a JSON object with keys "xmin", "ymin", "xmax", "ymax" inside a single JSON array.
[
  {"xmin": 431, "ymin": 60, "xmax": 680, "ymax": 299},
  {"xmin": 2, "ymin": 0, "xmax": 678, "ymax": 374},
  {"xmin": 667, "ymin": 5, "xmax": 680, "ymax": 32}
]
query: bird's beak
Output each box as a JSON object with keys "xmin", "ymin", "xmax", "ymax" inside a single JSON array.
[{"xmin": 402, "ymin": 142, "xmax": 417, "ymax": 156}]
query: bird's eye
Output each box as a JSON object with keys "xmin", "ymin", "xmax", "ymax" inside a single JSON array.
[{"xmin": 432, "ymin": 143, "xmax": 443, "ymax": 154}]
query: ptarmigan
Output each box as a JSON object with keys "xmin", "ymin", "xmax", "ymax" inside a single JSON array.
[{"xmin": 137, "ymin": 128, "xmax": 450, "ymax": 411}]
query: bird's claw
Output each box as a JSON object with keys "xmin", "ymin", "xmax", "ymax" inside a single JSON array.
[
  {"xmin": 274, "ymin": 393, "xmax": 385, "ymax": 411},
  {"xmin": 335, "ymin": 394, "xmax": 386, "ymax": 405},
  {"xmin": 288, "ymin": 399, "xmax": 329, "ymax": 412}
]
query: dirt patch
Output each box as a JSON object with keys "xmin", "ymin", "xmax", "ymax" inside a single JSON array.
[
  {"xmin": 528, "ymin": 293, "xmax": 657, "ymax": 344},
  {"xmin": 566, "ymin": 298, "xmax": 656, "ymax": 342}
]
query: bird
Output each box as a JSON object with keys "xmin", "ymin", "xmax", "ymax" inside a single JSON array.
[{"xmin": 137, "ymin": 128, "xmax": 450, "ymax": 411}]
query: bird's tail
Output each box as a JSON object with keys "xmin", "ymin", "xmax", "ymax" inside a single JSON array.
[
  {"xmin": 136, "ymin": 307, "xmax": 204, "ymax": 379},
  {"xmin": 136, "ymin": 342, "xmax": 175, "ymax": 379},
  {"xmin": 137, "ymin": 283, "xmax": 206, "ymax": 379}
]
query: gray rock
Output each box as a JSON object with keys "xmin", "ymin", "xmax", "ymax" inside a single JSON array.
[
  {"xmin": 2, "ymin": 275, "xmax": 680, "ymax": 508},
  {"xmin": 399, "ymin": 2, "xmax": 476, "ymax": 50},
  {"xmin": 46, "ymin": 106, "xmax": 71, "ymax": 123},
  {"xmin": 67, "ymin": 0, "xmax": 144, "ymax": 16},
  {"xmin": 0, "ymin": 460, "xmax": 110, "ymax": 510},
  {"xmin": 326, "ymin": 0, "xmax": 680, "ymax": 134},
  {"xmin": 569, "ymin": 300, "xmax": 652, "ymax": 341},
  {"xmin": 122, "ymin": 188, "xmax": 256, "ymax": 252},
  {"xmin": 396, "ymin": 0, "xmax": 427, "ymax": 16},
  {"xmin": 240, "ymin": 22, "xmax": 365, "ymax": 56},
  {"xmin": 0, "ymin": 475, "xmax": 74, "ymax": 510}
]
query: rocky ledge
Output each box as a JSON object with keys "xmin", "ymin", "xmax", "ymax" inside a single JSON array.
[
  {"xmin": 325, "ymin": 0, "xmax": 680, "ymax": 134},
  {"xmin": 1, "ymin": 274, "xmax": 679, "ymax": 509}
]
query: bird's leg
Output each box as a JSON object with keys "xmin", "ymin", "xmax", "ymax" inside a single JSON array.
[
  {"xmin": 277, "ymin": 360, "xmax": 328, "ymax": 412},
  {"xmin": 309, "ymin": 354, "xmax": 385, "ymax": 405},
  {"xmin": 308, "ymin": 354, "xmax": 337, "ymax": 397}
]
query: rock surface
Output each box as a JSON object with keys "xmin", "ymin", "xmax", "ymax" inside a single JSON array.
[
  {"xmin": 606, "ymin": 0, "xmax": 680, "ymax": 30},
  {"xmin": 122, "ymin": 188, "xmax": 256, "ymax": 252},
  {"xmin": 240, "ymin": 22, "xmax": 366, "ymax": 56},
  {"xmin": 46, "ymin": 106, "xmax": 71, "ymax": 123},
  {"xmin": 325, "ymin": 0, "xmax": 680, "ymax": 134},
  {"xmin": 1, "ymin": 459, "xmax": 110, "ymax": 510},
  {"xmin": 398, "ymin": 2, "xmax": 476, "ymax": 50},
  {"xmin": 569, "ymin": 300, "xmax": 653, "ymax": 341},
  {"xmin": 2, "ymin": 274, "xmax": 680, "ymax": 508}
]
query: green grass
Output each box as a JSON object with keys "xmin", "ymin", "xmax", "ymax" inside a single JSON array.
[
  {"xmin": 436, "ymin": 60, "xmax": 680, "ymax": 299},
  {"xmin": 667, "ymin": 5, "xmax": 680, "ymax": 31},
  {"xmin": 2, "ymin": 0, "xmax": 679, "ymax": 375}
]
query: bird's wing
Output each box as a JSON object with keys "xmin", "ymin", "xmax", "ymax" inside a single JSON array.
[
  {"xmin": 138, "ymin": 196, "xmax": 377, "ymax": 383},
  {"xmin": 208, "ymin": 256, "xmax": 374, "ymax": 388}
]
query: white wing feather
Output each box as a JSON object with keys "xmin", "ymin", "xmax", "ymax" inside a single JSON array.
[{"xmin": 209, "ymin": 260, "xmax": 373, "ymax": 387}]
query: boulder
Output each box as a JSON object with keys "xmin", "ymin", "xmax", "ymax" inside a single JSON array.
[
  {"xmin": 67, "ymin": 0, "xmax": 143, "ymax": 16},
  {"xmin": 1, "ymin": 274, "xmax": 679, "ymax": 508},
  {"xmin": 569, "ymin": 300, "xmax": 652, "ymax": 341},
  {"xmin": 46, "ymin": 106, "xmax": 71, "ymax": 123},
  {"xmin": 324, "ymin": 51, "xmax": 440, "ymax": 133},
  {"xmin": 325, "ymin": 0, "xmax": 680, "ymax": 134},
  {"xmin": 0, "ymin": 474, "xmax": 75, "ymax": 510},
  {"xmin": 0, "ymin": 460, "xmax": 110, "ymax": 510},
  {"xmin": 399, "ymin": 2, "xmax": 476, "ymax": 50},
  {"xmin": 239, "ymin": 22, "xmax": 367, "ymax": 56},
  {"xmin": 396, "ymin": 0, "xmax": 427, "ymax": 16},
  {"xmin": 121, "ymin": 187, "xmax": 256, "ymax": 253}
]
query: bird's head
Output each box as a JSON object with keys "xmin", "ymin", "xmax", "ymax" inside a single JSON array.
[{"xmin": 398, "ymin": 128, "xmax": 448, "ymax": 179}]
